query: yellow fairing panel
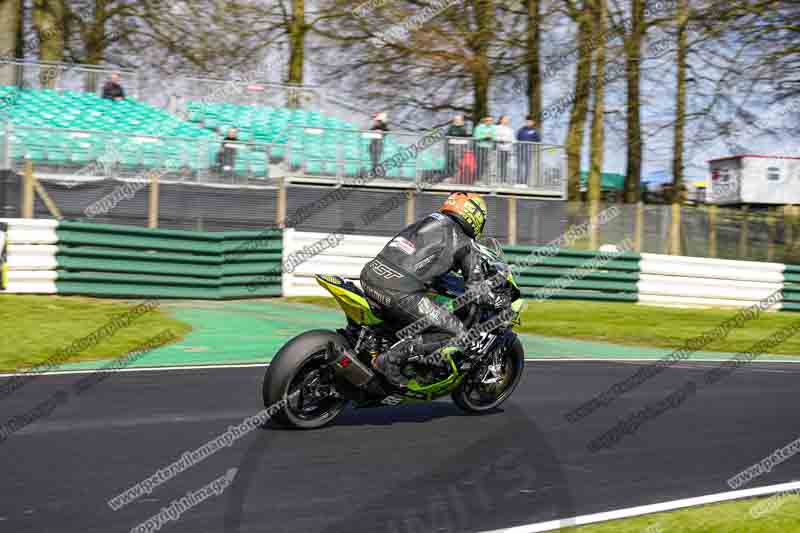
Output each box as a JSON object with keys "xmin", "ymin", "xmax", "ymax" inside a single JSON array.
[{"xmin": 315, "ymin": 275, "xmax": 384, "ymax": 326}]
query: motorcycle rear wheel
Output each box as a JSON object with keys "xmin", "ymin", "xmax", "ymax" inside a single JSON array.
[{"xmin": 263, "ymin": 330, "xmax": 350, "ymax": 429}]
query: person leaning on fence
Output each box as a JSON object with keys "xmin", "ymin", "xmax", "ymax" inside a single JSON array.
[
  {"xmin": 445, "ymin": 114, "xmax": 471, "ymax": 181},
  {"xmin": 216, "ymin": 127, "xmax": 239, "ymax": 178},
  {"xmin": 516, "ymin": 116, "xmax": 541, "ymax": 186},
  {"xmin": 369, "ymin": 112, "xmax": 389, "ymax": 173},
  {"xmin": 494, "ymin": 115, "xmax": 515, "ymax": 184},
  {"xmin": 473, "ymin": 116, "xmax": 495, "ymax": 182},
  {"xmin": 102, "ymin": 73, "xmax": 126, "ymax": 101}
]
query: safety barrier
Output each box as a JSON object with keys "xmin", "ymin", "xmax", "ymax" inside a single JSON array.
[
  {"xmin": 0, "ymin": 218, "xmax": 282, "ymax": 299},
  {"xmin": 282, "ymin": 231, "xmax": 793, "ymax": 310},
  {"xmin": 281, "ymin": 229, "xmax": 383, "ymax": 297},
  {"xmin": 637, "ymin": 253, "xmax": 785, "ymax": 310},
  {"xmin": 1, "ymin": 221, "xmax": 799, "ymax": 310},
  {"xmin": 503, "ymin": 246, "xmax": 641, "ymax": 302},
  {"xmin": 281, "ymin": 231, "xmax": 641, "ymax": 302}
]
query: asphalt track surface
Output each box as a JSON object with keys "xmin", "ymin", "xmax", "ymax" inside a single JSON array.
[{"xmin": 2, "ymin": 361, "xmax": 800, "ymax": 533}]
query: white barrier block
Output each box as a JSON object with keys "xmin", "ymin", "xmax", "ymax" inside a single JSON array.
[
  {"xmin": 6, "ymin": 228, "xmax": 59, "ymax": 245},
  {"xmin": 640, "ymin": 259, "xmax": 783, "ymax": 284},
  {"xmin": 641, "ymin": 253, "xmax": 785, "ymax": 273},
  {"xmin": 7, "ymin": 244, "xmax": 59, "ymax": 270},
  {"xmin": 4, "ymin": 270, "xmax": 58, "ymax": 293},
  {"xmin": 637, "ymin": 278, "xmax": 781, "ymax": 303}
]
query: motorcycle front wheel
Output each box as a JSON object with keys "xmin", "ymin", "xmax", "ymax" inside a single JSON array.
[{"xmin": 452, "ymin": 337, "xmax": 525, "ymax": 413}]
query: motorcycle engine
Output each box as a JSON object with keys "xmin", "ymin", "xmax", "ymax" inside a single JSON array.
[{"xmin": 404, "ymin": 363, "xmax": 449, "ymax": 386}]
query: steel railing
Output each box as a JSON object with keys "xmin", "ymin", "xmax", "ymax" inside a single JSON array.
[
  {"xmin": 3, "ymin": 124, "xmax": 278, "ymax": 185},
  {"xmin": 2, "ymin": 121, "xmax": 568, "ymax": 197},
  {"xmin": 0, "ymin": 59, "xmax": 140, "ymax": 99},
  {"xmin": 284, "ymin": 125, "xmax": 567, "ymax": 197}
]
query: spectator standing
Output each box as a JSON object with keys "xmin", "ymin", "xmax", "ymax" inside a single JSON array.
[
  {"xmin": 473, "ymin": 116, "xmax": 495, "ymax": 182},
  {"xmin": 445, "ymin": 114, "xmax": 470, "ymax": 181},
  {"xmin": 370, "ymin": 112, "xmax": 389, "ymax": 173},
  {"xmin": 516, "ymin": 116, "xmax": 541, "ymax": 186},
  {"xmin": 217, "ymin": 127, "xmax": 240, "ymax": 179},
  {"xmin": 102, "ymin": 72, "xmax": 126, "ymax": 101},
  {"xmin": 494, "ymin": 115, "xmax": 515, "ymax": 183}
]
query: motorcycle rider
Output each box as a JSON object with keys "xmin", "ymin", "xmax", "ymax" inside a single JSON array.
[{"xmin": 360, "ymin": 192, "xmax": 497, "ymax": 388}]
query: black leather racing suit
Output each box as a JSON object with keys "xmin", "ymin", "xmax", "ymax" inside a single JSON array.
[{"xmin": 360, "ymin": 211, "xmax": 486, "ymax": 350}]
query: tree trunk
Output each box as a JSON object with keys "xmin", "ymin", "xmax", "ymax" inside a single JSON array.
[
  {"xmin": 0, "ymin": 0, "xmax": 21, "ymax": 85},
  {"xmin": 588, "ymin": 0, "xmax": 607, "ymax": 204},
  {"xmin": 471, "ymin": 0, "xmax": 495, "ymax": 123},
  {"xmin": 671, "ymin": 0, "xmax": 689, "ymax": 204},
  {"xmin": 623, "ymin": 0, "xmax": 644, "ymax": 203},
  {"xmin": 288, "ymin": 0, "xmax": 305, "ymax": 84},
  {"xmin": 565, "ymin": 7, "xmax": 593, "ymax": 201},
  {"xmin": 32, "ymin": 0, "xmax": 65, "ymax": 87},
  {"xmin": 84, "ymin": 0, "xmax": 109, "ymax": 65},
  {"xmin": 525, "ymin": 0, "xmax": 542, "ymax": 123}
]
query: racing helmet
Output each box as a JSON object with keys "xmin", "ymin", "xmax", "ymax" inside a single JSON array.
[{"xmin": 440, "ymin": 192, "xmax": 487, "ymax": 238}]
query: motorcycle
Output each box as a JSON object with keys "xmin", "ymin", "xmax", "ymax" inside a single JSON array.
[{"xmin": 262, "ymin": 237, "xmax": 527, "ymax": 429}]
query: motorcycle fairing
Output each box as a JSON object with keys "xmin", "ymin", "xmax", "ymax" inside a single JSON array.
[{"xmin": 315, "ymin": 274, "xmax": 384, "ymax": 326}]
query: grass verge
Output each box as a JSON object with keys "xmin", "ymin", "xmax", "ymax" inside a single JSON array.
[
  {"xmin": 560, "ymin": 493, "xmax": 800, "ymax": 532},
  {"xmin": 0, "ymin": 295, "xmax": 192, "ymax": 372},
  {"xmin": 283, "ymin": 297, "xmax": 800, "ymax": 356}
]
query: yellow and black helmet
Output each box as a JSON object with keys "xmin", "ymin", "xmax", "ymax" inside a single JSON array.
[{"xmin": 440, "ymin": 192, "xmax": 487, "ymax": 238}]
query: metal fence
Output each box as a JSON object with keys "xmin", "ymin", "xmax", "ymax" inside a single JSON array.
[
  {"xmin": 285, "ymin": 125, "xmax": 567, "ymax": 197},
  {"xmin": 568, "ymin": 201, "xmax": 800, "ymax": 264},
  {"xmin": 0, "ymin": 169, "xmax": 568, "ymax": 239},
  {"xmin": 172, "ymin": 76, "xmax": 326, "ymax": 114},
  {"xmin": 0, "ymin": 59, "xmax": 140, "ymax": 99},
  {"xmin": 2, "ymin": 124, "xmax": 277, "ymax": 186},
  {"xmin": 1, "ymin": 123, "xmax": 568, "ymax": 196}
]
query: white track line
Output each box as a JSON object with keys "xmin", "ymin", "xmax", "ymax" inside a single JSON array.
[
  {"xmin": 1, "ymin": 358, "xmax": 799, "ymax": 378},
  {"xmin": 0, "ymin": 362, "xmax": 273, "ymax": 378},
  {"xmin": 480, "ymin": 480, "xmax": 800, "ymax": 533}
]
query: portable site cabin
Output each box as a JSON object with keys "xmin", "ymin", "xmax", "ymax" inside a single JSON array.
[{"xmin": 707, "ymin": 155, "xmax": 800, "ymax": 205}]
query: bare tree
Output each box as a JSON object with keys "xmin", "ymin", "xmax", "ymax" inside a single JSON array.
[
  {"xmin": 33, "ymin": 0, "xmax": 66, "ymax": 63},
  {"xmin": 562, "ymin": 0, "xmax": 594, "ymax": 201},
  {"xmin": 0, "ymin": 0, "xmax": 22, "ymax": 85},
  {"xmin": 588, "ymin": 0, "xmax": 606, "ymax": 204},
  {"xmin": 316, "ymin": 0, "xmax": 509, "ymax": 129},
  {"xmin": 670, "ymin": 0, "xmax": 688, "ymax": 204},
  {"xmin": 524, "ymin": 0, "xmax": 543, "ymax": 121}
]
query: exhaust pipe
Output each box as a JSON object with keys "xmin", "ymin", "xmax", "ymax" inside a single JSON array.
[{"xmin": 329, "ymin": 342, "xmax": 375, "ymax": 386}]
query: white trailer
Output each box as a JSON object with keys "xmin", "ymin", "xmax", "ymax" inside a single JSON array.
[{"xmin": 707, "ymin": 155, "xmax": 800, "ymax": 205}]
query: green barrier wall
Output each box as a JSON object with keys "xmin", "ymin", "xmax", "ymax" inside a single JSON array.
[
  {"xmin": 781, "ymin": 266, "xmax": 800, "ymax": 311},
  {"xmin": 502, "ymin": 246, "xmax": 641, "ymax": 302},
  {"xmin": 54, "ymin": 221, "xmax": 282, "ymax": 299}
]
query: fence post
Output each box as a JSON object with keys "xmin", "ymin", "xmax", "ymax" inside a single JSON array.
[
  {"xmin": 405, "ymin": 189, "xmax": 415, "ymax": 226},
  {"xmin": 670, "ymin": 202, "xmax": 681, "ymax": 255},
  {"xmin": 767, "ymin": 206, "xmax": 776, "ymax": 262},
  {"xmin": 276, "ymin": 177, "xmax": 287, "ymax": 226},
  {"xmin": 508, "ymin": 196, "xmax": 518, "ymax": 245},
  {"xmin": 1, "ymin": 121, "xmax": 10, "ymax": 170},
  {"xmin": 634, "ymin": 201, "xmax": 644, "ymax": 252},
  {"xmin": 22, "ymin": 159, "xmax": 34, "ymax": 218},
  {"xmin": 783, "ymin": 205, "xmax": 794, "ymax": 254},
  {"xmin": 709, "ymin": 205, "xmax": 718, "ymax": 258},
  {"xmin": 590, "ymin": 199, "xmax": 599, "ymax": 249},
  {"xmin": 148, "ymin": 169, "xmax": 160, "ymax": 228},
  {"xmin": 738, "ymin": 204, "xmax": 750, "ymax": 259}
]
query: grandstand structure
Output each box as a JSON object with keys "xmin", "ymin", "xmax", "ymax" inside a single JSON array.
[{"xmin": 0, "ymin": 60, "xmax": 567, "ymax": 242}]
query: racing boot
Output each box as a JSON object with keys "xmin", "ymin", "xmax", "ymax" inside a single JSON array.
[{"xmin": 372, "ymin": 336, "xmax": 422, "ymax": 388}]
